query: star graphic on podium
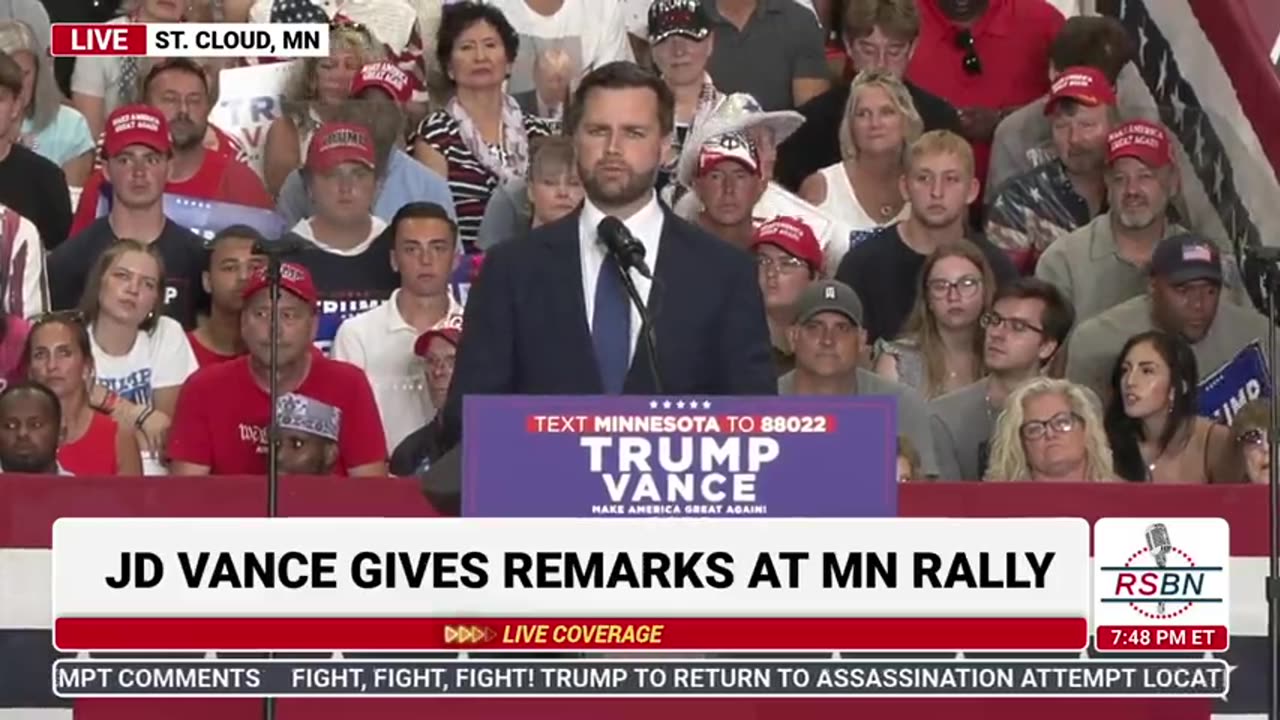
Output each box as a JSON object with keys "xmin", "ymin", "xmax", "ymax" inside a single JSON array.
[
  {"xmin": 676, "ymin": 400, "xmax": 686, "ymax": 409},
  {"xmin": 702, "ymin": 400, "xmax": 711, "ymax": 409},
  {"xmin": 649, "ymin": 400, "xmax": 658, "ymax": 409},
  {"xmin": 662, "ymin": 400, "xmax": 672, "ymax": 409}
]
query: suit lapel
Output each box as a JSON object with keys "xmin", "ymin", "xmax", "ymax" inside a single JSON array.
[{"xmin": 541, "ymin": 212, "xmax": 603, "ymax": 392}]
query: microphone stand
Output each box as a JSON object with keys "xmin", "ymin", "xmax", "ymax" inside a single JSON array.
[
  {"xmin": 1265, "ymin": 263, "xmax": 1279, "ymax": 720},
  {"xmin": 263, "ymin": 253, "xmax": 284, "ymax": 720},
  {"xmin": 609, "ymin": 252, "xmax": 663, "ymax": 395}
]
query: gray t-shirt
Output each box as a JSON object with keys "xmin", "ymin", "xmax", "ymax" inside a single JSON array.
[
  {"xmin": 477, "ymin": 178, "xmax": 533, "ymax": 251},
  {"xmin": 778, "ymin": 367, "xmax": 939, "ymax": 477},
  {"xmin": 1065, "ymin": 294, "xmax": 1271, "ymax": 402},
  {"xmin": 928, "ymin": 377, "xmax": 994, "ymax": 482}
]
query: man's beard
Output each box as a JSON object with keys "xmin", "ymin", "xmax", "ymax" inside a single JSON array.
[
  {"xmin": 580, "ymin": 160, "xmax": 656, "ymax": 209},
  {"xmin": 170, "ymin": 116, "xmax": 204, "ymax": 151},
  {"xmin": 1, "ymin": 450, "xmax": 54, "ymax": 473}
]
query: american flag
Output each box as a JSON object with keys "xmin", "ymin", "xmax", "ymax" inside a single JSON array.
[{"xmin": 0, "ymin": 478, "xmax": 1268, "ymax": 719}]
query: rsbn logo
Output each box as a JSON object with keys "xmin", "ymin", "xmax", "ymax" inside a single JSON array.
[{"xmin": 1100, "ymin": 523, "xmax": 1224, "ymax": 620}]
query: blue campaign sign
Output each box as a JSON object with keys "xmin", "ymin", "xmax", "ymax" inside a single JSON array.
[
  {"xmin": 90, "ymin": 185, "xmax": 285, "ymax": 241},
  {"xmin": 461, "ymin": 395, "xmax": 898, "ymax": 518},
  {"xmin": 1198, "ymin": 341, "xmax": 1272, "ymax": 425}
]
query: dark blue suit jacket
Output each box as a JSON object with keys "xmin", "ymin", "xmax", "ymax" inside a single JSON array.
[{"xmin": 442, "ymin": 206, "xmax": 776, "ymax": 444}]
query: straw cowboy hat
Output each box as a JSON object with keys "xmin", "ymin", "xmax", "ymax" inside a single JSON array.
[{"xmin": 676, "ymin": 92, "xmax": 805, "ymax": 187}]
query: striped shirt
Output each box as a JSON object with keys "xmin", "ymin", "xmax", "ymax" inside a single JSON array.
[{"xmin": 414, "ymin": 111, "xmax": 553, "ymax": 251}]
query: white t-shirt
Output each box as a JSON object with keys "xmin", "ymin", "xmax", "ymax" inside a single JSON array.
[
  {"xmin": 90, "ymin": 317, "xmax": 199, "ymax": 407},
  {"xmin": 486, "ymin": 0, "xmax": 634, "ymax": 96}
]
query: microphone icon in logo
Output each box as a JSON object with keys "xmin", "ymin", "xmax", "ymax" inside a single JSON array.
[{"xmin": 1144, "ymin": 523, "xmax": 1172, "ymax": 614}]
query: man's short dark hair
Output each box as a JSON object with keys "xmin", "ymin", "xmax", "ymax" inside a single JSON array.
[
  {"xmin": 0, "ymin": 381, "xmax": 62, "ymax": 429},
  {"xmin": 0, "ymin": 50, "xmax": 21, "ymax": 96},
  {"xmin": 142, "ymin": 57, "xmax": 210, "ymax": 99},
  {"xmin": 992, "ymin": 277, "xmax": 1076, "ymax": 348},
  {"xmin": 205, "ymin": 224, "xmax": 267, "ymax": 265},
  {"xmin": 389, "ymin": 202, "xmax": 458, "ymax": 246},
  {"xmin": 1049, "ymin": 16, "xmax": 1134, "ymax": 84},
  {"xmin": 564, "ymin": 61, "xmax": 675, "ymax": 137}
]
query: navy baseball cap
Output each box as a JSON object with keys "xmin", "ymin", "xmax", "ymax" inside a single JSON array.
[{"xmin": 1149, "ymin": 233, "xmax": 1222, "ymax": 285}]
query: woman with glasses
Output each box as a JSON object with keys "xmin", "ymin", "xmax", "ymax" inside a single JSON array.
[
  {"xmin": 25, "ymin": 313, "xmax": 143, "ymax": 475},
  {"xmin": 1103, "ymin": 331, "xmax": 1235, "ymax": 484},
  {"xmin": 751, "ymin": 217, "xmax": 824, "ymax": 377},
  {"xmin": 80, "ymin": 239, "xmax": 199, "ymax": 473},
  {"xmin": 1231, "ymin": 399, "xmax": 1269, "ymax": 484},
  {"xmin": 412, "ymin": 2, "xmax": 553, "ymax": 252},
  {"xmin": 874, "ymin": 243, "xmax": 993, "ymax": 399},
  {"xmin": 263, "ymin": 22, "xmax": 382, "ymax": 196},
  {"xmin": 798, "ymin": 70, "xmax": 920, "ymax": 253},
  {"xmin": 986, "ymin": 377, "xmax": 1115, "ymax": 482}
]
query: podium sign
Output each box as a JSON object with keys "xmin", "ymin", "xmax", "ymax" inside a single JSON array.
[{"xmin": 462, "ymin": 395, "xmax": 897, "ymax": 518}]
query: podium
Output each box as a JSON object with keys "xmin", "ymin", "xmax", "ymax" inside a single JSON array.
[{"xmin": 458, "ymin": 395, "xmax": 899, "ymax": 518}]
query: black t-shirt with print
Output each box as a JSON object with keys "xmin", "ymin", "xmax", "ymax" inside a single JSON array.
[
  {"xmin": 286, "ymin": 229, "xmax": 399, "ymax": 355},
  {"xmin": 835, "ymin": 225, "xmax": 1018, "ymax": 344},
  {"xmin": 48, "ymin": 217, "xmax": 206, "ymax": 329}
]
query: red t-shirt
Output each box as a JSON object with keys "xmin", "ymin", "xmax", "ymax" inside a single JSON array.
[
  {"xmin": 166, "ymin": 354, "xmax": 387, "ymax": 475},
  {"xmin": 59, "ymin": 411, "xmax": 120, "ymax": 476},
  {"xmin": 905, "ymin": 0, "xmax": 1064, "ymax": 186},
  {"xmin": 187, "ymin": 331, "xmax": 242, "ymax": 368},
  {"xmin": 71, "ymin": 150, "xmax": 274, "ymax": 236}
]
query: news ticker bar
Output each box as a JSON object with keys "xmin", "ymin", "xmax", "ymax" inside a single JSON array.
[
  {"xmin": 52, "ymin": 617, "xmax": 1089, "ymax": 652},
  {"xmin": 52, "ymin": 659, "xmax": 1229, "ymax": 698}
]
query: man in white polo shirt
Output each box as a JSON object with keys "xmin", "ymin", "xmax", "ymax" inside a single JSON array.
[{"xmin": 333, "ymin": 202, "xmax": 463, "ymax": 453}]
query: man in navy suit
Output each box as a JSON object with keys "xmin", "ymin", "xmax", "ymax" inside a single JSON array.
[{"xmin": 443, "ymin": 61, "xmax": 776, "ymax": 445}]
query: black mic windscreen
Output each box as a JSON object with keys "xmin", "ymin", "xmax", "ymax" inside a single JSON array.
[{"xmin": 597, "ymin": 216, "xmax": 627, "ymax": 253}]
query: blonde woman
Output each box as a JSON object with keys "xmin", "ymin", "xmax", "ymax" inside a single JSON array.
[
  {"xmin": 874, "ymin": 242, "xmax": 994, "ymax": 399},
  {"xmin": 0, "ymin": 21, "xmax": 95, "ymax": 186},
  {"xmin": 798, "ymin": 69, "xmax": 921, "ymax": 243},
  {"xmin": 985, "ymin": 378, "xmax": 1115, "ymax": 482},
  {"xmin": 262, "ymin": 23, "xmax": 382, "ymax": 195}
]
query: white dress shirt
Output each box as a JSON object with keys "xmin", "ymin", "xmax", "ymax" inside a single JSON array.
[{"xmin": 578, "ymin": 194, "xmax": 665, "ymax": 363}]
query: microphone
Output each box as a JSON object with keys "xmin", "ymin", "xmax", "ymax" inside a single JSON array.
[
  {"xmin": 253, "ymin": 235, "xmax": 311, "ymax": 257},
  {"xmin": 1145, "ymin": 523, "xmax": 1171, "ymax": 567},
  {"xmin": 1245, "ymin": 245, "xmax": 1280, "ymax": 264},
  {"xmin": 1145, "ymin": 523, "xmax": 1172, "ymax": 614},
  {"xmin": 597, "ymin": 216, "xmax": 653, "ymax": 279}
]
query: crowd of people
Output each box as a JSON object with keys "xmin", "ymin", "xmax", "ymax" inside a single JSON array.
[{"xmin": 0, "ymin": 0, "xmax": 1272, "ymax": 487}]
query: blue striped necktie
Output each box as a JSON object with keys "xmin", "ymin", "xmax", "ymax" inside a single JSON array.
[{"xmin": 592, "ymin": 256, "xmax": 631, "ymax": 394}]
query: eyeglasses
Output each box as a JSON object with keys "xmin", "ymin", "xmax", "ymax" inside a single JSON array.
[
  {"xmin": 927, "ymin": 276, "xmax": 982, "ymax": 299},
  {"xmin": 756, "ymin": 254, "xmax": 809, "ymax": 275},
  {"xmin": 1239, "ymin": 428, "xmax": 1267, "ymax": 447},
  {"xmin": 955, "ymin": 30, "xmax": 982, "ymax": 75},
  {"xmin": 1020, "ymin": 412, "xmax": 1082, "ymax": 441},
  {"xmin": 980, "ymin": 311, "xmax": 1044, "ymax": 335}
]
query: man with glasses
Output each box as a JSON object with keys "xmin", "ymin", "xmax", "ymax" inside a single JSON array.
[
  {"xmin": 902, "ymin": 0, "xmax": 1064, "ymax": 190},
  {"xmin": 70, "ymin": 58, "xmax": 273, "ymax": 236},
  {"xmin": 775, "ymin": 0, "xmax": 962, "ymax": 191},
  {"xmin": 780, "ymin": 279, "xmax": 938, "ymax": 476},
  {"xmin": 48, "ymin": 105, "xmax": 205, "ymax": 328},
  {"xmin": 390, "ymin": 318, "xmax": 463, "ymax": 477},
  {"xmin": 928, "ymin": 277, "xmax": 1074, "ymax": 481},
  {"xmin": 751, "ymin": 216, "xmax": 823, "ymax": 376}
]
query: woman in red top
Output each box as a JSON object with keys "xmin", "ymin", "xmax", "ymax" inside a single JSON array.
[{"xmin": 26, "ymin": 313, "xmax": 143, "ymax": 476}]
